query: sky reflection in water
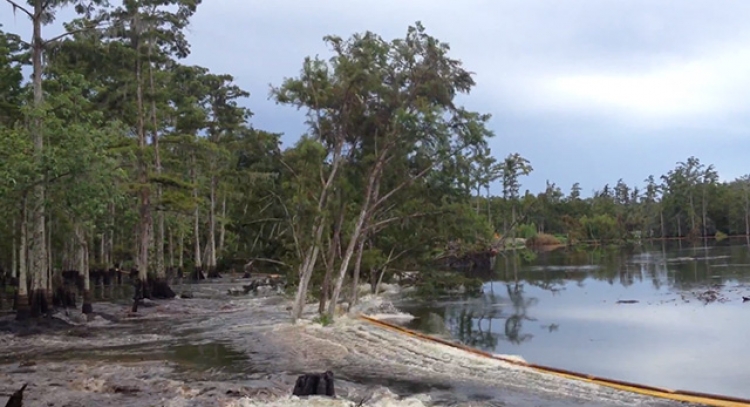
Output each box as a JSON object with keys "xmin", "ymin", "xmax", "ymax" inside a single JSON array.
[{"xmin": 405, "ymin": 241, "xmax": 750, "ymax": 399}]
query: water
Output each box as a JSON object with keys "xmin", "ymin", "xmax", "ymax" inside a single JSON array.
[
  {"xmin": 0, "ymin": 275, "xmax": 705, "ymax": 406},
  {"xmin": 402, "ymin": 239, "xmax": 750, "ymax": 400}
]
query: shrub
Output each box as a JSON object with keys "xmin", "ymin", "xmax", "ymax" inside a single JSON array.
[
  {"xmin": 516, "ymin": 223, "xmax": 538, "ymax": 240},
  {"xmin": 526, "ymin": 233, "xmax": 562, "ymax": 247}
]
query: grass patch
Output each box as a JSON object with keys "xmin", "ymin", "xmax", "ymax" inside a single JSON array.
[
  {"xmin": 553, "ymin": 234, "xmax": 568, "ymax": 244},
  {"xmin": 312, "ymin": 313, "xmax": 334, "ymax": 326}
]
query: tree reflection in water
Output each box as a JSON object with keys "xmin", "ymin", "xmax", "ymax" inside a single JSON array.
[
  {"xmin": 423, "ymin": 242, "xmax": 750, "ymax": 362},
  {"xmin": 503, "ymin": 283, "xmax": 537, "ymax": 344},
  {"xmin": 445, "ymin": 282, "xmax": 539, "ymax": 350}
]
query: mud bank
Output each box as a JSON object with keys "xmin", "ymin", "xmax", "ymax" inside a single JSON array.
[{"xmin": 0, "ymin": 280, "xmax": 703, "ymax": 406}]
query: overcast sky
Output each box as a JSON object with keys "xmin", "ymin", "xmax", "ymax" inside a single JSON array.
[{"xmin": 3, "ymin": 0, "xmax": 750, "ymax": 196}]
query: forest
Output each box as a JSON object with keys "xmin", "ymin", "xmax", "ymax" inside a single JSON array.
[{"xmin": 1, "ymin": 1, "xmax": 749, "ymax": 323}]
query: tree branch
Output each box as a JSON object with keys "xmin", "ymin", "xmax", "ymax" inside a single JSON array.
[
  {"xmin": 366, "ymin": 210, "xmax": 443, "ymax": 233},
  {"xmin": 371, "ymin": 162, "xmax": 436, "ymax": 211},
  {"xmin": 44, "ymin": 20, "xmax": 110, "ymax": 47},
  {"xmin": 250, "ymin": 257, "xmax": 290, "ymax": 268},
  {"xmin": 4, "ymin": 0, "xmax": 33, "ymax": 19}
]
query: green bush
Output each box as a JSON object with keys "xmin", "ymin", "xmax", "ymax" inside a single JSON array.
[{"xmin": 516, "ymin": 223, "xmax": 538, "ymax": 239}]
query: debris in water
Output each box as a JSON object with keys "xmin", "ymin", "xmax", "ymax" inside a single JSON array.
[{"xmin": 615, "ymin": 300, "xmax": 638, "ymax": 304}]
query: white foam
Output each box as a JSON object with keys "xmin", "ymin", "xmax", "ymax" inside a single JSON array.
[
  {"xmin": 366, "ymin": 313, "xmax": 416, "ymax": 322},
  {"xmin": 493, "ymin": 353, "xmax": 528, "ymax": 364},
  {"xmin": 225, "ymin": 391, "xmax": 428, "ymax": 407}
]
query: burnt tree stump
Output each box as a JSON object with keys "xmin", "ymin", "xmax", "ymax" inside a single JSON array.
[
  {"xmin": 5, "ymin": 383, "xmax": 26, "ymax": 407},
  {"xmin": 292, "ymin": 371, "xmax": 335, "ymax": 397}
]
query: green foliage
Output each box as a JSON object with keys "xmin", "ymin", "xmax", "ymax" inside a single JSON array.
[
  {"xmin": 414, "ymin": 271, "xmax": 483, "ymax": 298},
  {"xmin": 312, "ymin": 313, "xmax": 334, "ymax": 326},
  {"xmin": 1, "ymin": 0, "xmax": 748, "ymax": 325},
  {"xmin": 516, "ymin": 223, "xmax": 537, "ymax": 240},
  {"xmin": 0, "ymin": 25, "xmax": 25, "ymax": 126},
  {"xmin": 580, "ymin": 214, "xmax": 620, "ymax": 242}
]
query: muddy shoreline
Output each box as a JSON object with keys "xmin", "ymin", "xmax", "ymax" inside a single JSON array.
[{"xmin": 0, "ymin": 279, "xmax": 703, "ymax": 406}]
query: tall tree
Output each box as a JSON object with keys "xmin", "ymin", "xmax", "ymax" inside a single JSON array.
[
  {"xmin": 274, "ymin": 22, "xmax": 493, "ymax": 320},
  {"xmin": 103, "ymin": 0, "xmax": 201, "ymax": 298}
]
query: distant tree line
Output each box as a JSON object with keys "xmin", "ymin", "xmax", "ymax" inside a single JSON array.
[{"xmin": 479, "ymin": 155, "xmax": 750, "ymax": 245}]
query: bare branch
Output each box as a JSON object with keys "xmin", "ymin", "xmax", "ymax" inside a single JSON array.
[
  {"xmin": 366, "ymin": 210, "xmax": 442, "ymax": 233},
  {"xmin": 44, "ymin": 20, "xmax": 111, "ymax": 47},
  {"xmin": 4, "ymin": 0, "xmax": 33, "ymax": 19},
  {"xmin": 269, "ymin": 190, "xmax": 303, "ymax": 261},
  {"xmin": 371, "ymin": 162, "xmax": 436, "ymax": 211},
  {"xmin": 250, "ymin": 257, "xmax": 290, "ymax": 268}
]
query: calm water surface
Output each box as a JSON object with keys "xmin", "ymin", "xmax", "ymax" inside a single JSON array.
[{"xmin": 403, "ymin": 240, "xmax": 750, "ymax": 399}]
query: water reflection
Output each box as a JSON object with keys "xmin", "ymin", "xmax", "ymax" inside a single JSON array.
[{"xmin": 406, "ymin": 239, "xmax": 750, "ymax": 399}]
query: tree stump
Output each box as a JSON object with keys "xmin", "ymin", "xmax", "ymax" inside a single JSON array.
[
  {"xmin": 4, "ymin": 383, "xmax": 26, "ymax": 407},
  {"xmin": 292, "ymin": 371, "xmax": 335, "ymax": 397}
]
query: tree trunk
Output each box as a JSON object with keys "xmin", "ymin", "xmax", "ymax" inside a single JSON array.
[
  {"xmin": 701, "ymin": 191, "xmax": 708, "ymax": 243},
  {"xmin": 16, "ymin": 196, "xmax": 30, "ymax": 320},
  {"xmin": 178, "ymin": 226, "xmax": 184, "ymax": 269},
  {"xmin": 326, "ymin": 155, "xmax": 389, "ymax": 319},
  {"xmin": 11, "ymin": 218, "xmax": 17, "ymax": 280},
  {"xmin": 660, "ymin": 210, "xmax": 665, "ymax": 238},
  {"xmin": 292, "ymin": 230, "xmax": 322, "ymax": 321},
  {"xmin": 201, "ymin": 238, "xmax": 209, "ymax": 271},
  {"xmin": 155, "ymin": 207, "xmax": 165, "ymax": 277},
  {"xmin": 327, "ymin": 192, "xmax": 372, "ymax": 318},
  {"xmin": 373, "ymin": 248, "xmax": 395, "ymax": 296},
  {"xmin": 291, "ymin": 143, "xmax": 344, "ymax": 323},
  {"xmin": 218, "ymin": 195, "xmax": 226, "ymax": 258},
  {"xmin": 191, "ymin": 153, "xmax": 202, "ymax": 274},
  {"xmin": 688, "ymin": 193, "xmax": 696, "ymax": 233},
  {"xmin": 107, "ymin": 202, "xmax": 115, "ymax": 268},
  {"xmin": 348, "ymin": 238, "xmax": 365, "ymax": 309},
  {"xmin": 208, "ymin": 175, "xmax": 217, "ymax": 275},
  {"xmin": 134, "ymin": 13, "xmax": 150, "ymax": 298},
  {"xmin": 46, "ymin": 212, "xmax": 53, "ymax": 298},
  {"xmin": 475, "ymin": 185, "xmax": 481, "ymax": 213},
  {"xmin": 168, "ymin": 227, "xmax": 174, "ymax": 269},
  {"xmin": 99, "ymin": 233, "xmax": 105, "ymax": 266},
  {"xmin": 76, "ymin": 225, "xmax": 92, "ymax": 314},
  {"xmin": 147, "ymin": 33, "xmax": 166, "ymax": 282},
  {"xmin": 29, "ymin": 0, "xmax": 48, "ymax": 318},
  {"xmin": 318, "ymin": 209, "xmax": 343, "ymax": 314},
  {"xmin": 486, "ymin": 186, "xmax": 492, "ymax": 227},
  {"xmin": 511, "ymin": 205, "xmax": 517, "ymax": 252}
]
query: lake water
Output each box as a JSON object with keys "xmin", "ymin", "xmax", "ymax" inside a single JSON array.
[{"xmin": 401, "ymin": 239, "xmax": 750, "ymax": 400}]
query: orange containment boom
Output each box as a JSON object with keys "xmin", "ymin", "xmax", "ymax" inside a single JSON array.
[{"xmin": 358, "ymin": 315, "xmax": 750, "ymax": 407}]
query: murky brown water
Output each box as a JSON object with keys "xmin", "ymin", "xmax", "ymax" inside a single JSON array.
[{"xmin": 0, "ymin": 278, "xmax": 707, "ymax": 406}]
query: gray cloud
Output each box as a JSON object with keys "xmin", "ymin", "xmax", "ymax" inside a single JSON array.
[{"xmin": 3, "ymin": 0, "xmax": 748, "ymax": 194}]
